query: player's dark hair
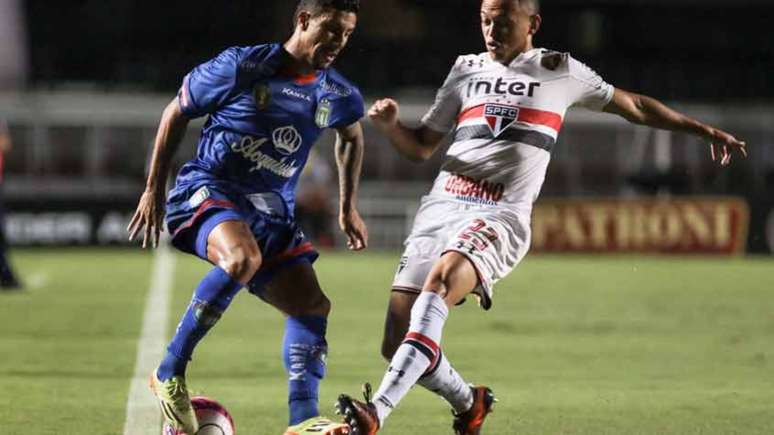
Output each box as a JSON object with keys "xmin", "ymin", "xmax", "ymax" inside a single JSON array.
[
  {"xmin": 524, "ymin": 0, "xmax": 540, "ymax": 14},
  {"xmin": 295, "ymin": 0, "xmax": 360, "ymax": 20},
  {"xmin": 490, "ymin": 0, "xmax": 540, "ymax": 14}
]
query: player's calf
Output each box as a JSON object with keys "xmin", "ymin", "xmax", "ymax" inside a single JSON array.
[
  {"xmin": 157, "ymin": 267, "xmax": 242, "ymax": 381},
  {"xmin": 380, "ymin": 291, "xmax": 415, "ymax": 361}
]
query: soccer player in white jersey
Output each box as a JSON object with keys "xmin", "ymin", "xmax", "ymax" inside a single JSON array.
[{"xmin": 336, "ymin": 0, "xmax": 748, "ymax": 434}]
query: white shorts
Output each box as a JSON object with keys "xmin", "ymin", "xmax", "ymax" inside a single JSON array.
[{"xmin": 392, "ymin": 196, "xmax": 531, "ymax": 309}]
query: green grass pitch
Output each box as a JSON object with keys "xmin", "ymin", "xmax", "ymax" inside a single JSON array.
[{"xmin": 0, "ymin": 248, "xmax": 772, "ymax": 434}]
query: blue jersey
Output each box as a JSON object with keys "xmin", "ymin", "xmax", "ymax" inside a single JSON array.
[{"xmin": 175, "ymin": 43, "xmax": 364, "ymax": 216}]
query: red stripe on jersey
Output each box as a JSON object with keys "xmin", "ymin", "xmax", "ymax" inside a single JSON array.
[
  {"xmin": 458, "ymin": 105, "xmax": 485, "ymax": 123},
  {"xmin": 518, "ymin": 107, "xmax": 563, "ymax": 132},
  {"xmin": 262, "ymin": 242, "xmax": 316, "ymax": 269},
  {"xmin": 173, "ymin": 198, "xmax": 238, "ymax": 236},
  {"xmin": 294, "ymin": 73, "xmax": 318, "ymax": 85},
  {"xmin": 457, "ymin": 104, "xmax": 563, "ymax": 132}
]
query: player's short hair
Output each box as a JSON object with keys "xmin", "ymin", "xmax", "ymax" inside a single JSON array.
[
  {"xmin": 513, "ymin": 0, "xmax": 540, "ymax": 14},
  {"xmin": 487, "ymin": 0, "xmax": 540, "ymax": 14},
  {"xmin": 523, "ymin": 0, "xmax": 540, "ymax": 14},
  {"xmin": 295, "ymin": 0, "xmax": 360, "ymax": 20}
]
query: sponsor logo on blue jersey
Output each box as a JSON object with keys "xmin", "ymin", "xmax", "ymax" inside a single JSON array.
[
  {"xmin": 272, "ymin": 125, "xmax": 303, "ymax": 155},
  {"xmin": 320, "ymin": 78, "xmax": 352, "ymax": 97},
  {"xmin": 229, "ymin": 129, "xmax": 301, "ymax": 178},
  {"xmin": 281, "ymin": 87, "xmax": 312, "ymax": 102}
]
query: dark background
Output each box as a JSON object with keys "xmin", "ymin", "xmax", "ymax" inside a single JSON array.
[{"xmin": 24, "ymin": 0, "xmax": 774, "ymax": 101}]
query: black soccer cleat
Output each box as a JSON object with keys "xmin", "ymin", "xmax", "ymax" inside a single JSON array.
[{"xmin": 452, "ymin": 386, "xmax": 497, "ymax": 435}]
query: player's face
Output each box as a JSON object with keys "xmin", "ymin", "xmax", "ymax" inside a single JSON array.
[
  {"xmin": 480, "ymin": 0, "xmax": 538, "ymax": 63},
  {"xmin": 302, "ymin": 10, "xmax": 357, "ymax": 69}
]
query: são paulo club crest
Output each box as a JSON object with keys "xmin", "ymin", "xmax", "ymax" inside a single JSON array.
[{"xmin": 484, "ymin": 103, "xmax": 519, "ymax": 137}]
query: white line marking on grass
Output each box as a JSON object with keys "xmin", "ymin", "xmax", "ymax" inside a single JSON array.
[{"xmin": 123, "ymin": 240, "xmax": 175, "ymax": 435}]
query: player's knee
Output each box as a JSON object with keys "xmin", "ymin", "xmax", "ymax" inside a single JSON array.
[
  {"xmin": 423, "ymin": 254, "xmax": 474, "ymax": 300},
  {"xmin": 312, "ymin": 293, "xmax": 332, "ymax": 317},
  {"xmin": 423, "ymin": 273, "xmax": 451, "ymax": 298},
  {"xmin": 220, "ymin": 245, "xmax": 262, "ymax": 283}
]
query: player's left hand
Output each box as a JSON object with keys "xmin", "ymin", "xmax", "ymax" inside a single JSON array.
[
  {"xmin": 339, "ymin": 209, "xmax": 368, "ymax": 251},
  {"xmin": 127, "ymin": 188, "xmax": 166, "ymax": 249},
  {"xmin": 707, "ymin": 127, "xmax": 747, "ymax": 167}
]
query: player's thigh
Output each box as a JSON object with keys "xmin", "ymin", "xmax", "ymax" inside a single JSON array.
[
  {"xmin": 262, "ymin": 261, "xmax": 330, "ymax": 318},
  {"xmin": 381, "ymin": 291, "xmax": 418, "ymax": 359},
  {"xmin": 206, "ymin": 219, "xmax": 262, "ymax": 284},
  {"xmin": 423, "ymin": 251, "xmax": 480, "ymax": 308}
]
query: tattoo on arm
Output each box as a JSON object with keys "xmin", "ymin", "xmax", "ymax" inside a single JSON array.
[{"xmin": 335, "ymin": 123, "xmax": 364, "ymax": 213}]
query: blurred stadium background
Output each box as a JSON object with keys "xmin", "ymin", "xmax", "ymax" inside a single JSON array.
[{"xmin": 0, "ymin": 0, "xmax": 772, "ymax": 434}]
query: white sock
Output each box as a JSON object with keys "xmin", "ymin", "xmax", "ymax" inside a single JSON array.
[
  {"xmin": 417, "ymin": 353, "xmax": 474, "ymax": 413},
  {"xmin": 372, "ymin": 292, "xmax": 449, "ymax": 425}
]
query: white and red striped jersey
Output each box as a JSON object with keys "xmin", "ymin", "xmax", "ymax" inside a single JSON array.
[{"xmin": 421, "ymin": 48, "xmax": 614, "ymax": 214}]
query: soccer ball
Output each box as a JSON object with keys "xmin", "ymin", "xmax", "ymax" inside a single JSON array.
[{"xmin": 162, "ymin": 396, "xmax": 235, "ymax": 435}]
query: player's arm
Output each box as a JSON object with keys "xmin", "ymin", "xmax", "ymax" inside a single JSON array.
[
  {"xmin": 127, "ymin": 98, "xmax": 191, "ymax": 248},
  {"xmin": 334, "ymin": 121, "xmax": 368, "ymax": 251},
  {"xmin": 368, "ymin": 98, "xmax": 446, "ymax": 162},
  {"xmin": 604, "ymin": 88, "xmax": 747, "ymax": 166}
]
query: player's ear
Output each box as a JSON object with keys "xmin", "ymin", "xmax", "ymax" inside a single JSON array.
[
  {"xmin": 529, "ymin": 14, "xmax": 542, "ymax": 35},
  {"xmin": 297, "ymin": 11, "xmax": 312, "ymax": 31}
]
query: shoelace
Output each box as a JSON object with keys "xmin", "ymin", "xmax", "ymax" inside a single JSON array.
[
  {"xmin": 361, "ymin": 382, "xmax": 373, "ymax": 404},
  {"xmin": 164, "ymin": 378, "xmax": 191, "ymax": 410}
]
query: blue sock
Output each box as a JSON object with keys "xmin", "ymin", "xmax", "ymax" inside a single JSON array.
[
  {"xmin": 283, "ymin": 316, "xmax": 328, "ymax": 425},
  {"xmin": 157, "ymin": 267, "xmax": 242, "ymax": 381}
]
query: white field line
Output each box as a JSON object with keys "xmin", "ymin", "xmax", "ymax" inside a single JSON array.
[{"xmin": 122, "ymin": 240, "xmax": 175, "ymax": 435}]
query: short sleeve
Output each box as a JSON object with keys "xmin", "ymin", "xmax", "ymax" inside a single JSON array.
[
  {"xmin": 328, "ymin": 88, "xmax": 365, "ymax": 129},
  {"xmin": 421, "ymin": 57, "xmax": 464, "ymax": 134},
  {"xmin": 178, "ymin": 47, "xmax": 243, "ymax": 118},
  {"xmin": 567, "ymin": 56, "xmax": 614, "ymax": 111}
]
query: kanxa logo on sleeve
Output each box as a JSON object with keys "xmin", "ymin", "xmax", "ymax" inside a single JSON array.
[
  {"xmin": 281, "ymin": 87, "xmax": 312, "ymax": 102},
  {"xmin": 484, "ymin": 104, "xmax": 519, "ymax": 137},
  {"xmin": 272, "ymin": 125, "xmax": 303, "ymax": 155}
]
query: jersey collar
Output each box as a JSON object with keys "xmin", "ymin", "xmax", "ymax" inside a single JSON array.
[{"xmin": 507, "ymin": 48, "xmax": 542, "ymax": 68}]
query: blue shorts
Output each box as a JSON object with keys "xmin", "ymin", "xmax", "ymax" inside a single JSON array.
[{"xmin": 165, "ymin": 182, "xmax": 319, "ymax": 298}]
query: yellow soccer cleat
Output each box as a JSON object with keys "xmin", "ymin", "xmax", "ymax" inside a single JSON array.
[
  {"xmin": 149, "ymin": 370, "xmax": 199, "ymax": 435},
  {"xmin": 284, "ymin": 416, "xmax": 350, "ymax": 435}
]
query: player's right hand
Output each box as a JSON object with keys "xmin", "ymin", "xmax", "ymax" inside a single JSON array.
[
  {"xmin": 707, "ymin": 127, "xmax": 747, "ymax": 167},
  {"xmin": 368, "ymin": 98, "xmax": 399, "ymax": 130},
  {"xmin": 127, "ymin": 189, "xmax": 166, "ymax": 249}
]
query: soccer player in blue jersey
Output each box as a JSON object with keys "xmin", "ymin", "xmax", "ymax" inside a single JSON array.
[{"xmin": 127, "ymin": 1, "xmax": 365, "ymax": 434}]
